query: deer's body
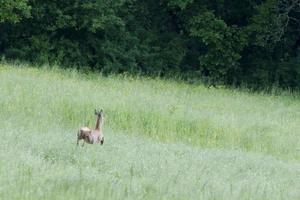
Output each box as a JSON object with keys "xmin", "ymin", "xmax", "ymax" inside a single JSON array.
[{"xmin": 77, "ymin": 109, "xmax": 104, "ymax": 146}]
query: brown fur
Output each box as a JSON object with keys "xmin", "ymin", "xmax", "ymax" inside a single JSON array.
[{"xmin": 77, "ymin": 109, "xmax": 104, "ymax": 146}]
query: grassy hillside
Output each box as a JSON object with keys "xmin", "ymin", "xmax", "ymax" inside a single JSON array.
[{"xmin": 0, "ymin": 63, "xmax": 300, "ymax": 199}]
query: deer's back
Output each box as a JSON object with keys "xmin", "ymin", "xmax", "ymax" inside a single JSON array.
[{"xmin": 91, "ymin": 129, "xmax": 101, "ymax": 137}]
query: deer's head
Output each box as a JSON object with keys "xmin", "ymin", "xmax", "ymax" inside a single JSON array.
[{"xmin": 95, "ymin": 109, "xmax": 104, "ymax": 120}]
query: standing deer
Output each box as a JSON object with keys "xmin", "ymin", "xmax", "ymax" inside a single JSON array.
[{"xmin": 77, "ymin": 109, "xmax": 104, "ymax": 146}]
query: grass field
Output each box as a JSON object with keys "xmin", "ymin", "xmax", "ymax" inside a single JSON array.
[{"xmin": 0, "ymin": 63, "xmax": 300, "ymax": 199}]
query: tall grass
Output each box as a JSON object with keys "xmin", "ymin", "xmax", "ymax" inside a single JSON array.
[{"xmin": 0, "ymin": 63, "xmax": 300, "ymax": 199}]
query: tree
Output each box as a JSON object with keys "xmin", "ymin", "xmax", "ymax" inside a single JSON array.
[
  {"xmin": 189, "ymin": 11, "xmax": 247, "ymax": 84},
  {"xmin": 0, "ymin": 0, "xmax": 31, "ymax": 23},
  {"xmin": 0, "ymin": 0, "xmax": 300, "ymax": 89}
]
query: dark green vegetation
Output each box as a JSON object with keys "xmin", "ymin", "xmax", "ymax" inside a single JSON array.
[{"xmin": 1, "ymin": 0, "xmax": 300, "ymax": 89}]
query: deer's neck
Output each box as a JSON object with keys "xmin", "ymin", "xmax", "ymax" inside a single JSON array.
[{"xmin": 95, "ymin": 116, "xmax": 102, "ymax": 131}]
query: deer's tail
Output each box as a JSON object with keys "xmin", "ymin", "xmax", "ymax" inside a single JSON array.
[{"xmin": 77, "ymin": 129, "xmax": 83, "ymax": 139}]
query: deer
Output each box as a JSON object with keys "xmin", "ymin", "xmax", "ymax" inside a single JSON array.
[{"xmin": 77, "ymin": 109, "xmax": 104, "ymax": 146}]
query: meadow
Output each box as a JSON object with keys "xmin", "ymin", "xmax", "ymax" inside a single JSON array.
[{"xmin": 0, "ymin": 63, "xmax": 300, "ymax": 200}]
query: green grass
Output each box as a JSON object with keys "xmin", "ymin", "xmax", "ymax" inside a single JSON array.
[{"xmin": 0, "ymin": 63, "xmax": 300, "ymax": 199}]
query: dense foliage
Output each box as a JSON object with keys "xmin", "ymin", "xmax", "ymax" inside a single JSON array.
[{"xmin": 0, "ymin": 0, "xmax": 300, "ymax": 89}]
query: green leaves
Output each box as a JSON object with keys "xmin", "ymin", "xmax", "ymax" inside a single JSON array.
[
  {"xmin": 247, "ymin": 0, "xmax": 284, "ymax": 48},
  {"xmin": 0, "ymin": 0, "xmax": 300, "ymax": 89},
  {"xmin": 189, "ymin": 11, "xmax": 247, "ymax": 83},
  {"xmin": 0, "ymin": 0, "xmax": 31, "ymax": 23},
  {"xmin": 166, "ymin": 0, "xmax": 194, "ymax": 9},
  {"xmin": 75, "ymin": 0, "xmax": 125, "ymax": 32}
]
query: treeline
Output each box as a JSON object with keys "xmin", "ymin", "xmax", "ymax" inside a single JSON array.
[{"xmin": 1, "ymin": 0, "xmax": 300, "ymax": 89}]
